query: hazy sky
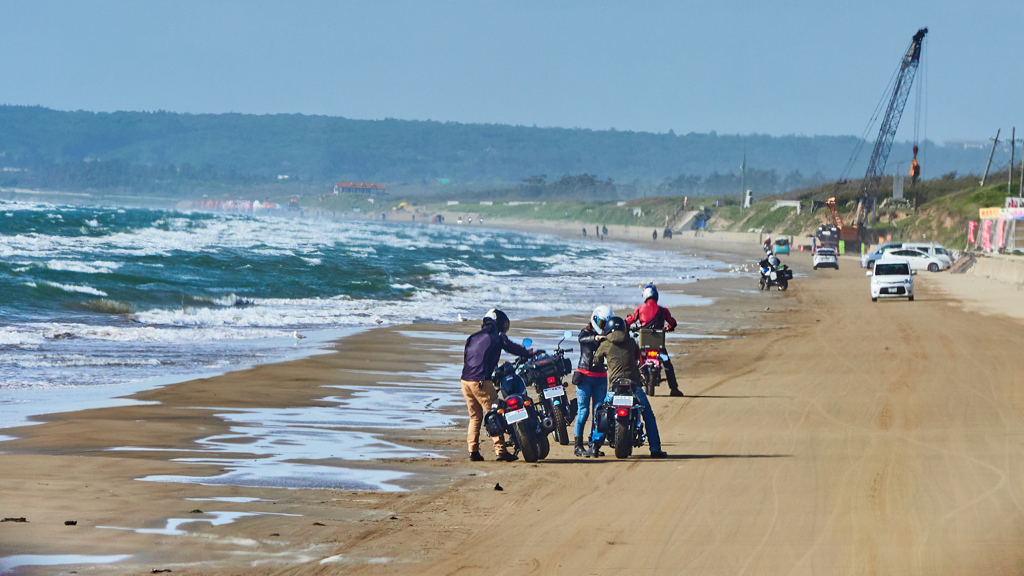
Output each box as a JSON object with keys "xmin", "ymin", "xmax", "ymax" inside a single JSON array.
[{"xmin": 1, "ymin": 1, "xmax": 1020, "ymax": 141}]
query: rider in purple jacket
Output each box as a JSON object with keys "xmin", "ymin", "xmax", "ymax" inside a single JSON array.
[{"xmin": 461, "ymin": 309, "xmax": 532, "ymax": 461}]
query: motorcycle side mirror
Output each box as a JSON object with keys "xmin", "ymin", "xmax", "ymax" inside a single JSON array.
[
  {"xmin": 563, "ymin": 330, "xmax": 573, "ymax": 339},
  {"xmin": 523, "ymin": 338, "xmax": 533, "ymax": 348}
]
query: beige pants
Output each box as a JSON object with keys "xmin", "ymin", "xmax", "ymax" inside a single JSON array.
[{"xmin": 461, "ymin": 379, "xmax": 507, "ymax": 454}]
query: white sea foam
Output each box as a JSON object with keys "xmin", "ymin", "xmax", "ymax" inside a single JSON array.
[
  {"xmin": 44, "ymin": 259, "xmax": 122, "ymax": 274},
  {"xmin": 41, "ymin": 281, "xmax": 108, "ymax": 296}
]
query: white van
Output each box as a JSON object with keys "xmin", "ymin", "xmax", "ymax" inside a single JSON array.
[
  {"xmin": 902, "ymin": 242, "xmax": 953, "ymax": 267},
  {"xmin": 867, "ymin": 258, "xmax": 915, "ymax": 302}
]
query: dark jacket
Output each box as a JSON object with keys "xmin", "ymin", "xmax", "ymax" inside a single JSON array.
[
  {"xmin": 594, "ymin": 330, "xmax": 642, "ymax": 385},
  {"xmin": 576, "ymin": 327, "xmax": 607, "ymax": 375},
  {"xmin": 461, "ymin": 321, "xmax": 530, "ymax": 382}
]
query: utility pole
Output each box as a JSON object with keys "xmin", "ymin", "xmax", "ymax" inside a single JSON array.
[
  {"xmin": 1019, "ymin": 146, "xmax": 1024, "ymax": 198},
  {"xmin": 740, "ymin": 153, "xmax": 746, "ymax": 215},
  {"xmin": 1010, "ymin": 127, "xmax": 1017, "ymax": 196},
  {"xmin": 981, "ymin": 129, "xmax": 1000, "ymax": 186}
]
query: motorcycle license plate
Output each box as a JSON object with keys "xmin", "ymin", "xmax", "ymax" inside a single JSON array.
[
  {"xmin": 543, "ymin": 385, "xmax": 564, "ymax": 399},
  {"xmin": 505, "ymin": 407, "xmax": 528, "ymax": 424},
  {"xmin": 613, "ymin": 395, "xmax": 633, "ymax": 407}
]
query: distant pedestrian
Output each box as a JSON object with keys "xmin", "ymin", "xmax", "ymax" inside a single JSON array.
[
  {"xmin": 602, "ymin": 225, "xmax": 608, "ymax": 236},
  {"xmin": 582, "ymin": 227, "xmax": 587, "ymax": 237},
  {"xmin": 652, "ymin": 230, "xmax": 658, "ymax": 241}
]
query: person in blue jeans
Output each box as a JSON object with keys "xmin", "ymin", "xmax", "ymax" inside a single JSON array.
[
  {"xmin": 572, "ymin": 306, "xmax": 614, "ymax": 457},
  {"xmin": 593, "ymin": 316, "xmax": 667, "ymax": 458}
]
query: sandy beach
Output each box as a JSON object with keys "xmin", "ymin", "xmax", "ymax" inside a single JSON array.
[{"xmin": 3, "ymin": 226, "xmax": 1024, "ymax": 575}]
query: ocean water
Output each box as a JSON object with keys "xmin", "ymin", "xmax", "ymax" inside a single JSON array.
[{"xmin": 0, "ymin": 199, "xmax": 721, "ymax": 425}]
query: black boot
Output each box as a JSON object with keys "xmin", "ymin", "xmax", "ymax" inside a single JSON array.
[
  {"xmin": 573, "ymin": 436, "xmax": 586, "ymax": 457},
  {"xmin": 585, "ymin": 437, "xmax": 604, "ymax": 458}
]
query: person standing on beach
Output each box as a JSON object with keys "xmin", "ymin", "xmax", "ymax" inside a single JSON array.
[
  {"xmin": 461, "ymin": 309, "xmax": 532, "ymax": 462},
  {"xmin": 626, "ymin": 284, "xmax": 684, "ymax": 397},
  {"xmin": 572, "ymin": 306, "xmax": 613, "ymax": 457},
  {"xmin": 593, "ymin": 317, "xmax": 667, "ymax": 459}
]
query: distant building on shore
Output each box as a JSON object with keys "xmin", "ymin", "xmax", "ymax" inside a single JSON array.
[{"xmin": 334, "ymin": 181, "xmax": 387, "ymax": 195}]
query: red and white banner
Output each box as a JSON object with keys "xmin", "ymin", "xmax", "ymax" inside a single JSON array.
[
  {"xmin": 997, "ymin": 219, "xmax": 1006, "ymax": 248},
  {"xmin": 982, "ymin": 220, "xmax": 993, "ymax": 251},
  {"xmin": 968, "ymin": 221, "xmax": 977, "ymax": 244}
]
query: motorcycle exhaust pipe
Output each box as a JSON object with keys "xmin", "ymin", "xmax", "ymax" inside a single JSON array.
[{"xmin": 541, "ymin": 417, "xmax": 554, "ymax": 430}]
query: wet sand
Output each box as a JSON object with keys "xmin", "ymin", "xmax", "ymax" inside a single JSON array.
[{"xmin": 3, "ymin": 236, "xmax": 1024, "ymax": 575}]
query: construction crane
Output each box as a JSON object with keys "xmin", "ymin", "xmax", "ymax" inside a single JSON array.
[{"xmin": 859, "ymin": 27, "xmax": 928, "ymax": 224}]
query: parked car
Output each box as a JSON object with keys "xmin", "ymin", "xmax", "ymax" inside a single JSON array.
[
  {"xmin": 812, "ymin": 247, "xmax": 839, "ymax": 269},
  {"xmin": 902, "ymin": 242, "xmax": 953, "ymax": 267},
  {"xmin": 868, "ymin": 258, "xmax": 915, "ymax": 302},
  {"xmin": 860, "ymin": 242, "xmax": 904, "ymax": 268},
  {"xmin": 886, "ymin": 248, "xmax": 950, "ymax": 272},
  {"xmin": 773, "ymin": 237, "xmax": 791, "ymax": 255}
]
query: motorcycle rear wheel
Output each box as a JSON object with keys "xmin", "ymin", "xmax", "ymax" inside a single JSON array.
[
  {"xmin": 614, "ymin": 420, "xmax": 633, "ymax": 459},
  {"xmin": 553, "ymin": 404, "xmax": 569, "ymax": 446},
  {"xmin": 513, "ymin": 422, "xmax": 538, "ymax": 463},
  {"xmin": 778, "ymin": 278, "xmax": 788, "ymax": 291},
  {"xmin": 536, "ymin": 432, "xmax": 550, "ymax": 460}
]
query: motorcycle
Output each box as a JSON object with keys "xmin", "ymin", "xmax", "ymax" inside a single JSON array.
[
  {"xmin": 758, "ymin": 259, "xmax": 792, "ymax": 291},
  {"xmin": 596, "ymin": 377, "xmax": 647, "ymax": 459},
  {"xmin": 632, "ymin": 326, "xmax": 667, "ymax": 397},
  {"xmin": 520, "ymin": 330, "xmax": 576, "ymax": 446},
  {"xmin": 485, "ymin": 357, "xmax": 547, "ymax": 462}
]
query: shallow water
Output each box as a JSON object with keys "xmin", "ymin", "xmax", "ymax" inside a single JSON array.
[
  {"xmin": 0, "ymin": 554, "xmax": 132, "ymax": 571},
  {"xmin": 98, "ymin": 510, "xmax": 299, "ymax": 536}
]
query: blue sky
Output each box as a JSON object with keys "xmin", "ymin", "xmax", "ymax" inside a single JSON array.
[{"xmin": 1, "ymin": 1, "xmax": 1019, "ymax": 141}]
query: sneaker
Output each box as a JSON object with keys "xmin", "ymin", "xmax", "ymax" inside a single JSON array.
[
  {"xmin": 669, "ymin": 389, "xmax": 685, "ymax": 397},
  {"xmin": 650, "ymin": 450, "xmax": 668, "ymax": 459},
  {"xmin": 495, "ymin": 451, "xmax": 518, "ymax": 462},
  {"xmin": 469, "ymin": 450, "xmax": 485, "ymax": 462}
]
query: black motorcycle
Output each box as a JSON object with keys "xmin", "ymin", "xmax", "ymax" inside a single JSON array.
[
  {"xmin": 596, "ymin": 377, "xmax": 647, "ymax": 459},
  {"xmin": 632, "ymin": 326, "xmax": 666, "ymax": 397},
  {"xmin": 485, "ymin": 360, "xmax": 547, "ymax": 462},
  {"xmin": 521, "ymin": 330, "xmax": 576, "ymax": 446},
  {"xmin": 758, "ymin": 258, "xmax": 792, "ymax": 291}
]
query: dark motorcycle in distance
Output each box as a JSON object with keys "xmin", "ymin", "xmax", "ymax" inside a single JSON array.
[
  {"xmin": 596, "ymin": 377, "xmax": 647, "ymax": 459},
  {"xmin": 632, "ymin": 326, "xmax": 667, "ymax": 397},
  {"xmin": 485, "ymin": 357, "xmax": 547, "ymax": 462},
  {"xmin": 521, "ymin": 330, "xmax": 576, "ymax": 446}
]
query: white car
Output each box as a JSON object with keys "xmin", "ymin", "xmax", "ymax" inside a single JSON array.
[
  {"xmin": 868, "ymin": 258, "xmax": 915, "ymax": 302},
  {"xmin": 812, "ymin": 248, "xmax": 839, "ymax": 269},
  {"xmin": 885, "ymin": 248, "xmax": 950, "ymax": 272},
  {"xmin": 902, "ymin": 242, "xmax": 954, "ymax": 267}
]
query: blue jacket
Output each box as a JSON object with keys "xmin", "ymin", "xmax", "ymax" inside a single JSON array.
[{"xmin": 461, "ymin": 321, "xmax": 530, "ymax": 382}]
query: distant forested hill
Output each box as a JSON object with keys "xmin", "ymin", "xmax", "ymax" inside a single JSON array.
[{"xmin": 0, "ymin": 105, "xmax": 997, "ymax": 194}]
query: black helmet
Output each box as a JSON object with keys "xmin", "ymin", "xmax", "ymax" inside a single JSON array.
[
  {"xmin": 484, "ymin": 308, "xmax": 510, "ymax": 333},
  {"xmin": 608, "ymin": 316, "xmax": 626, "ymax": 333}
]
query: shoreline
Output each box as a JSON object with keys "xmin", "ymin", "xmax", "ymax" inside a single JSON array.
[{"xmin": 5, "ymin": 218, "xmax": 1024, "ymax": 574}]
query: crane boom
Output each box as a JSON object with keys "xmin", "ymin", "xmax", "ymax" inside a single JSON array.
[{"xmin": 860, "ymin": 27, "xmax": 928, "ymax": 221}]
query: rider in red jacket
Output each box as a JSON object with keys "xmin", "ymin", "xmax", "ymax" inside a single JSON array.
[{"xmin": 626, "ymin": 284, "xmax": 683, "ymax": 397}]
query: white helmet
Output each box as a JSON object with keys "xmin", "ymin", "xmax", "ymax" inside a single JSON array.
[
  {"xmin": 642, "ymin": 284, "xmax": 659, "ymax": 302},
  {"xmin": 590, "ymin": 305, "xmax": 614, "ymax": 334}
]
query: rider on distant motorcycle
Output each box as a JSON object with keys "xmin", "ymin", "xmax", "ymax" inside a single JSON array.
[
  {"xmin": 593, "ymin": 317, "xmax": 667, "ymax": 458},
  {"xmin": 460, "ymin": 309, "xmax": 533, "ymax": 462},
  {"xmin": 625, "ymin": 284, "xmax": 684, "ymax": 397},
  {"xmin": 572, "ymin": 306, "xmax": 613, "ymax": 457}
]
